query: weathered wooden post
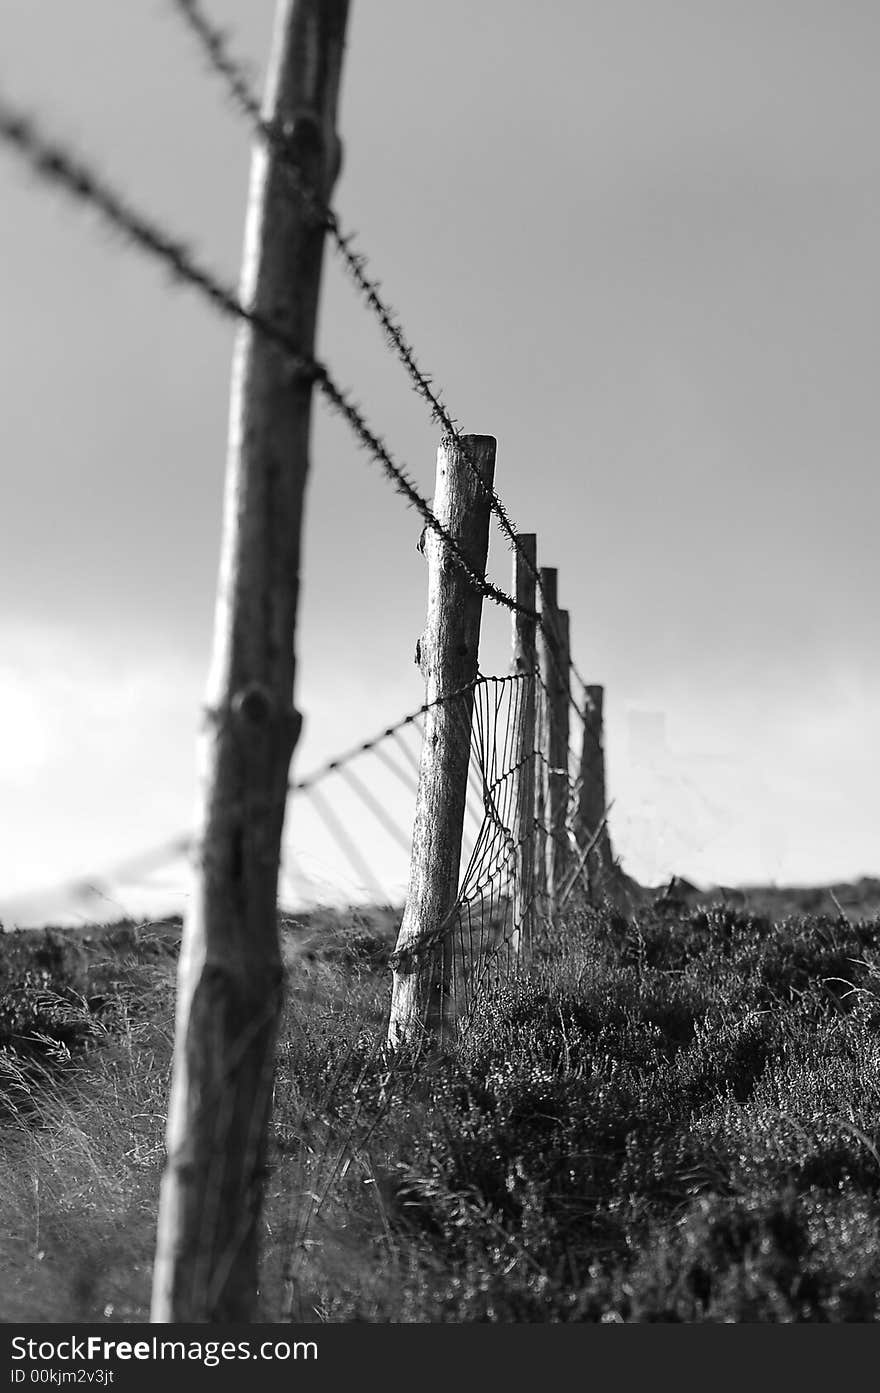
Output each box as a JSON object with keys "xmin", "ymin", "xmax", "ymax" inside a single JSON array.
[
  {"xmin": 387, "ymin": 435, "xmax": 496, "ymax": 1049},
  {"xmin": 151, "ymin": 0, "xmax": 349, "ymax": 1323},
  {"xmin": 555, "ymin": 607, "xmax": 572, "ymax": 891},
  {"xmin": 576, "ymin": 684, "xmax": 614, "ymax": 897},
  {"xmin": 538, "ymin": 570, "xmax": 571, "ymax": 923},
  {"xmin": 510, "ymin": 535, "xmax": 538, "ymax": 960},
  {"xmin": 533, "ymin": 668, "xmax": 548, "ymax": 926}
]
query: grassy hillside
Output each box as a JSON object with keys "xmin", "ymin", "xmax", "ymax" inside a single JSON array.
[{"xmin": 2, "ymin": 886, "xmax": 880, "ymax": 1322}]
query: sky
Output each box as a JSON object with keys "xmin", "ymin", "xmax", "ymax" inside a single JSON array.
[{"xmin": 1, "ymin": 0, "xmax": 878, "ymax": 924}]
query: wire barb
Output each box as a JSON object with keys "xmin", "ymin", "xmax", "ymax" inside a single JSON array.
[
  {"xmin": 165, "ymin": 0, "xmax": 580, "ymax": 652},
  {"xmin": 0, "ymin": 92, "xmax": 531, "ymax": 619}
]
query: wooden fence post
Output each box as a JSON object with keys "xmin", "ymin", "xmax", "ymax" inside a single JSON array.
[
  {"xmin": 387, "ymin": 435, "xmax": 496, "ymax": 1049},
  {"xmin": 555, "ymin": 607, "xmax": 572, "ymax": 893},
  {"xmin": 533, "ymin": 672, "xmax": 548, "ymax": 925},
  {"xmin": 510, "ymin": 535, "xmax": 537, "ymax": 960},
  {"xmin": 151, "ymin": 0, "xmax": 349, "ymax": 1323},
  {"xmin": 576, "ymin": 684, "xmax": 614, "ymax": 896},
  {"xmin": 538, "ymin": 570, "xmax": 571, "ymax": 922}
]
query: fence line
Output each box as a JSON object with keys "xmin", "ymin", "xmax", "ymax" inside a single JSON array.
[
  {"xmin": 0, "ymin": 675, "xmax": 551, "ymax": 926},
  {"xmin": 384, "ymin": 668, "xmax": 600, "ymax": 1036},
  {"xmin": 0, "ymin": 666, "xmax": 614, "ymax": 933},
  {"xmin": 165, "ymin": 0, "xmax": 601, "ymax": 875},
  {"xmin": 0, "ymin": 89, "xmax": 598, "ymax": 747},
  {"xmin": 385, "ymin": 436, "xmax": 620, "ymax": 1046},
  {"xmin": 0, "ymin": 55, "xmax": 618, "ymax": 1020},
  {"xmin": 0, "ymin": 6, "xmax": 747, "ymax": 1330},
  {"xmin": 289, "ymin": 675, "xmax": 484, "ymax": 790}
]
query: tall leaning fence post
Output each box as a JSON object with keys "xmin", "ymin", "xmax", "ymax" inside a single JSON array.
[
  {"xmin": 387, "ymin": 435, "xmax": 497, "ymax": 1050},
  {"xmin": 576, "ymin": 684, "xmax": 614, "ymax": 897},
  {"xmin": 510, "ymin": 535, "xmax": 538, "ymax": 961},
  {"xmin": 151, "ymin": 0, "xmax": 350, "ymax": 1324},
  {"xmin": 538, "ymin": 569, "xmax": 571, "ymax": 923}
]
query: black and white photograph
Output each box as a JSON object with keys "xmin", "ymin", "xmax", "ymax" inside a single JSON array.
[{"xmin": 1, "ymin": 0, "xmax": 878, "ymax": 1349}]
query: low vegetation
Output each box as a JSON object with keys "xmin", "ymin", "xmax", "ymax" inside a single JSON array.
[{"xmin": 2, "ymin": 886, "xmax": 880, "ymax": 1322}]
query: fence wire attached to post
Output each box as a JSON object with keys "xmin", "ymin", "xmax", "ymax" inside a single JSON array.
[{"xmin": 388, "ymin": 435, "xmax": 497, "ymax": 1050}]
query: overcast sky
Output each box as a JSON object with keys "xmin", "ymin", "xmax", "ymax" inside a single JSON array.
[{"xmin": 1, "ymin": 0, "xmax": 878, "ymax": 923}]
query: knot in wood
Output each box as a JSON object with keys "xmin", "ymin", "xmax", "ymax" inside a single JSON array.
[
  {"xmin": 277, "ymin": 110, "xmax": 322, "ymax": 158},
  {"xmin": 232, "ymin": 683, "xmax": 275, "ymax": 727},
  {"xmin": 275, "ymin": 112, "xmax": 331, "ymax": 197}
]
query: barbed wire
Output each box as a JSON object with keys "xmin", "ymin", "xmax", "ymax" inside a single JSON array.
[
  {"xmin": 168, "ymin": 0, "xmax": 266, "ymax": 130},
  {"xmin": 0, "ymin": 94, "xmax": 534, "ymax": 622},
  {"xmin": 0, "ymin": 675, "xmax": 523, "ymax": 925},
  {"xmin": 168, "ymin": 0, "xmax": 461, "ymax": 434},
  {"xmin": 0, "ymin": 91, "xmax": 598, "ymax": 739},
  {"xmin": 290, "ymin": 673, "xmax": 491, "ymax": 791},
  {"xmin": 0, "ymin": 80, "xmax": 599, "ymax": 879},
  {"xmin": 165, "ymin": 0, "xmax": 595, "ymax": 699},
  {"xmin": 1, "ymin": 662, "xmax": 625, "ymax": 969}
]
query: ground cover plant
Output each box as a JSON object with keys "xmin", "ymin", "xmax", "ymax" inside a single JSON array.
[{"xmin": 1, "ymin": 885, "xmax": 879, "ymax": 1322}]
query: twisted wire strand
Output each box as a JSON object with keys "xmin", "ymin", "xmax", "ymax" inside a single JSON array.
[
  {"xmin": 291, "ymin": 673, "xmax": 493, "ymax": 791},
  {"xmin": 0, "ymin": 84, "xmax": 603, "ymax": 942},
  {"xmin": 0, "ymin": 96, "xmax": 530, "ymax": 621},
  {"xmin": 1, "ymin": 91, "xmax": 593, "ymax": 737},
  {"xmin": 169, "ymin": 0, "xmax": 462, "ymax": 435},
  {"xmin": 1, "ymin": 658, "xmax": 595, "ymax": 958},
  {"xmin": 167, "ymin": 1, "xmax": 592, "ymax": 679}
]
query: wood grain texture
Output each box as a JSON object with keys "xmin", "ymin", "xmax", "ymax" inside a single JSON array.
[
  {"xmin": 151, "ymin": 0, "xmax": 350, "ymax": 1323},
  {"xmin": 510, "ymin": 535, "xmax": 538, "ymax": 960},
  {"xmin": 388, "ymin": 435, "xmax": 496, "ymax": 1049}
]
